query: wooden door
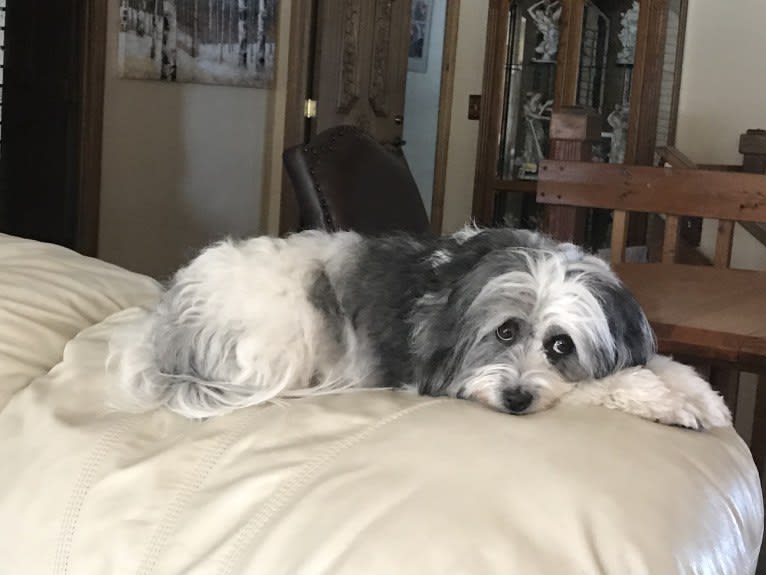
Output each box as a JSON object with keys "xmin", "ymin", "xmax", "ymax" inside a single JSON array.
[
  {"xmin": 0, "ymin": 0, "xmax": 105, "ymax": 255},
  {"xmin": 279, "ymin": 0, "xmax": 413, "ymax": 234},
  {"xmin": 312, "ymin": 0, "xmax": 411, "ymax": 146}
]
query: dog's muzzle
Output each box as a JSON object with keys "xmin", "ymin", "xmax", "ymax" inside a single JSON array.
[{"xmin": 502, "ymin": 387, "xmax": 534, "ymax": 414}]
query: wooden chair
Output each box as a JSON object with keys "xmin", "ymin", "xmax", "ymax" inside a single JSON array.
[{"xmin": 536, "ymin": 132, "xmax": 766, "ymax": 486}]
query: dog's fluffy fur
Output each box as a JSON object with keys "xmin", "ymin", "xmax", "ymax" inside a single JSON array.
[{"xmin": 110, "ymin": 226, "xmax": 731, "ymax": 429}]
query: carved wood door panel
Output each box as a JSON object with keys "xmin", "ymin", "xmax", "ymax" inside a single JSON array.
[{"xmin": 313, "ymin": 0, "xmax": 411, "ymax": 146}]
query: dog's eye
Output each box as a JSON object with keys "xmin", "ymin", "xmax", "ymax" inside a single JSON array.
[
  {"xmin": 496, "ymin": 319, "xmax": 519, "ymax": 344},
  {"xmin": 545, "ymin": 335, "xmax": 575, "ymax": 359}
]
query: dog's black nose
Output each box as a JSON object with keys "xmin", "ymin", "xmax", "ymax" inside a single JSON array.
[{"xmin": 503, "ymin": 388, "xmax": 534, "ymax": 413}]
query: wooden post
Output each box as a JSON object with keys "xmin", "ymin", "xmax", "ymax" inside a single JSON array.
[
  {"xmin": 740, "ymin": 129, "xmax": 766, "ymax": 174},
  {"xmin": 544, "ymin": 106, "xmax": 601, "ymax": 243},
  {"xmin": 739, "ymin": 128, "xmax": 766, "ymax": 485}
]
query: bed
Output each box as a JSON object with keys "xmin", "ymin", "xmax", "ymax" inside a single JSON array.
[{"xmin": 0, "ymin": 232, "xmax": 762, "ymax": 574}]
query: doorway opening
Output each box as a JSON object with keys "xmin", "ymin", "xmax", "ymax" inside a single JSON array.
[{"xmin": 277, "ymin": 0, "xmax": 461, "ymax": 236}]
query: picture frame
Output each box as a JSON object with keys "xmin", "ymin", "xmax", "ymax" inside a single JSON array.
[
  {"xmin": 408, "ymin": 0, "xmax": 433, "ymax": 73},
  {"xmin": 118, "ymin": 0, "xmax": 278, "ymax": 88}
]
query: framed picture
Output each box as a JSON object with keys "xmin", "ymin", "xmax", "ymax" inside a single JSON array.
[
  {"xmin": 118, "ymin": 0, "xmax": 278, "ymax": 88},
  {"xmin": 408, "ymin": 0, "xmax": 433, "ymax": 73}
]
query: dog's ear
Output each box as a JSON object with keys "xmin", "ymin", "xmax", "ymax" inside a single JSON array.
[
  {"xmin": 411, "ymin": 249, "xmax": 530, "ymax": 394},
  {"xmin": 410, "ymin": 267, "xmax": 484, "ymax": 395},
  {"xmin": 410, "ymin": 289, "xmax": 458, "ymax": 370},
  {"xmin": 587, "ymin": 274, "xmax": 656, "ymax": 374}
]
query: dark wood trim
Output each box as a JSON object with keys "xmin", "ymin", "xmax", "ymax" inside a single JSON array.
[
  {"xmin": 625, "ymin": 0, "xmax": 668, "ymax": 165},
  {"xmin": 623, "ymin": 0, "xmax": 670, "ymax": 245},
  {"xmin": 492, "ymin": 179, "xmax": 537, "ymax": 193},
  {"xmin": 697, "ymin": 164, "xmax": 742, "ymax": 172},
  {"xmin": 430, "ymin": 0, "xmax": 461, "ymax": 235},
  {"xmin": 665, "ymin": 0, "xmax": 688, "ymax": 148},
  {"xmin": 553, "ymin": 0, "xmax": 585, "ymax": 106},
  {"xmin": 471, "ymin": 0, "xmax": 509, "ymax": 225},
  {"xmin": 75, "ymin": 0, "xmax": 107, "ymax": 257},
  {"xmin": 279, "ymin": 0, "xmax": 316, "ymax": 236},
  {"xmin": 650, "ymin": 322, "xmax": 766, "ymax": 373}
]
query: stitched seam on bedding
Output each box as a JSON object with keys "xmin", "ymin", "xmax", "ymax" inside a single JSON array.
[
  {"xmin": 217, "ymin": 399, "xmax": 447, "ymax": 575},
  {"xmin": 52, "ymin": 416, "xmax": 139, "ymax": 575},
  {"xmin": 135, "ymin": 409, "xmax": 264, "ymax": 575}
]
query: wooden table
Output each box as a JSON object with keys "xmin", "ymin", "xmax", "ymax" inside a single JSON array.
[
  {"xmin": 617, "ymin": 263, "xmax": 766, "ymax": 486},
  {"xmin": 615, "ymin": 263, "xmax": 766, "ymax": 371}
]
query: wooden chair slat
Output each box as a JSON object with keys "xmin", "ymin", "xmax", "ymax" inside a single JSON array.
[
  {"xmin": 610, "ymin": 210, "xmax": 628, "ymax": 264},
  {"xmin": 714, "ymin": 220, "xmax": 735, "ymax": 269},
  {"xmin": 753, "ymin": 376, "xmax": 766, "ymax": 492},
  {"xmin": 538, "ymin": 160, "xmax": 766, "ymax": 222},
  {"xmin": 662, "ymin": 215, "xmax": 680, "ymax": 264},
  {"xmin": 656, "ymin": 146, "xmax": 697, "ymax": 169}
]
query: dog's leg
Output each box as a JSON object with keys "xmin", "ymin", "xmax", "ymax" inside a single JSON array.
[
  {"xmin": 561, "ymin": 356, "xmax": 731, "ymax": 430},
  {"xmin": 643, "ymin": 355, "xmax": 732, "ymax": 428},
  {"xmin": 111, "ymin": 233, "xmax": 360, "ymax": 418}
]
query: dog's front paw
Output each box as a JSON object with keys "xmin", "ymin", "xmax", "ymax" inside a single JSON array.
[
  {"xmin": 645, "ymin": 356, "xmax": 732, "ymax": 430},
  {"xmin": 562, "ymin": 359, "xmax": 732, "ymax": 431},
  {"xmin": 604, "ymin": 372, "xmax": 708, "ymax": 430},
  {"xmin": 652, "ymin": 401, "xmax": 705, "ymax": 431}
]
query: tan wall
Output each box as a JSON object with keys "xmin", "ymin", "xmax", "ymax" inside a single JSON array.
[
  {"xmin": 440, "ymin": 0, "xmax": 489, "ymax": 234},
  {"xmin": 676, "ymin": 0, "xmax": 766, "ymax": 272},
  {"xmin": 676, "ymin": 0, "xmax": 766, "ymax": 167},
  {"xmin": 99, "ymin": 0, "xmax": 270, "ymax": 279}
]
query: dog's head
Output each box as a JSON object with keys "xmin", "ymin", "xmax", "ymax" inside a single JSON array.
[{"xmin": 412, "ymin": 240, "xmax": 655, "ymax": 415}]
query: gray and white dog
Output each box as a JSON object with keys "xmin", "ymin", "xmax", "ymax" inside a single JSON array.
[{"xmin": 111, "ymin": 226, "xmax": 730, "ymax": 429}]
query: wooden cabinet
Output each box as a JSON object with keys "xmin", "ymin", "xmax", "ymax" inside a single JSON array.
[{"xmin": 472, "ymin": 0, "xmax": 687, "ymax": 249}]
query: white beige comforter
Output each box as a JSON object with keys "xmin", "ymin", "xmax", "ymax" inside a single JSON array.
[{"xmin": 0, "ymin": 233, "xmax": 762, "ymax": 574}]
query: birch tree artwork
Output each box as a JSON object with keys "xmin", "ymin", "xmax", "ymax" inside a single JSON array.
[{"xmin": 118, "ymin": 0, "xmax": 277, "ymax": 87}]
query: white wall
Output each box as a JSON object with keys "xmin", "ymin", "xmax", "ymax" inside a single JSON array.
[
  {"xmin": 441, "ymin": 0, "xmax": 489, "ymax": 233},
  {"xmin": 403, "ymin": 0, "xmax": 447, "ymax": 218},
  {"xmin": 100, "ymin": 0, "xmax": 269, "ymax": 279}
]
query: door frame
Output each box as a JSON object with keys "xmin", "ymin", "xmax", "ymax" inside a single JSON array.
[
  {"xmin": 77, "ymin": 0, "xmax": 108, "ymax": 256},
  {"xmin": 278, "ymin": 0, "xmax": 317, "ymax": 236},
  {"xmin": 429, "ymin": 0, "xmax": 461, "ymax": 235},
  {"xmin": 276, "ymin": 0, "xmax": 461, "ymax": 236}
]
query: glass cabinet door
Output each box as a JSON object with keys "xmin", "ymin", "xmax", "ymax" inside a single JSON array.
[
  {"xmin": 479, "ymin": 0, "xmax": 687, "ymax": 236},
  {"xmin": 492, "ymin": 0, "xmax": 562, "ymax": 229},
  {"xmin": 498, "ymin": 0, "xmax": 561, "ymax": 182},
  {"xmin": 654, "ymin": 0, "xmax": 685, "ymax": 151},
  {"xmin": 577, "ymin": 0, "xmax": 638, "ymax": 167},
  {"xmin": 576, "ymin": 0, "xmax": 640, "ymax": 251}
]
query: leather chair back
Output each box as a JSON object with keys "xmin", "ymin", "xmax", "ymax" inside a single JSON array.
[{"xmin": 283, "ymin": 126, "xmax": 430, "ymax": 235}]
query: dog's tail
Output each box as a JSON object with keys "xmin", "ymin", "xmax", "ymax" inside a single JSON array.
[{"xmin": 107, "ymin": 310, "xmax": 288, "ymax": 419}]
